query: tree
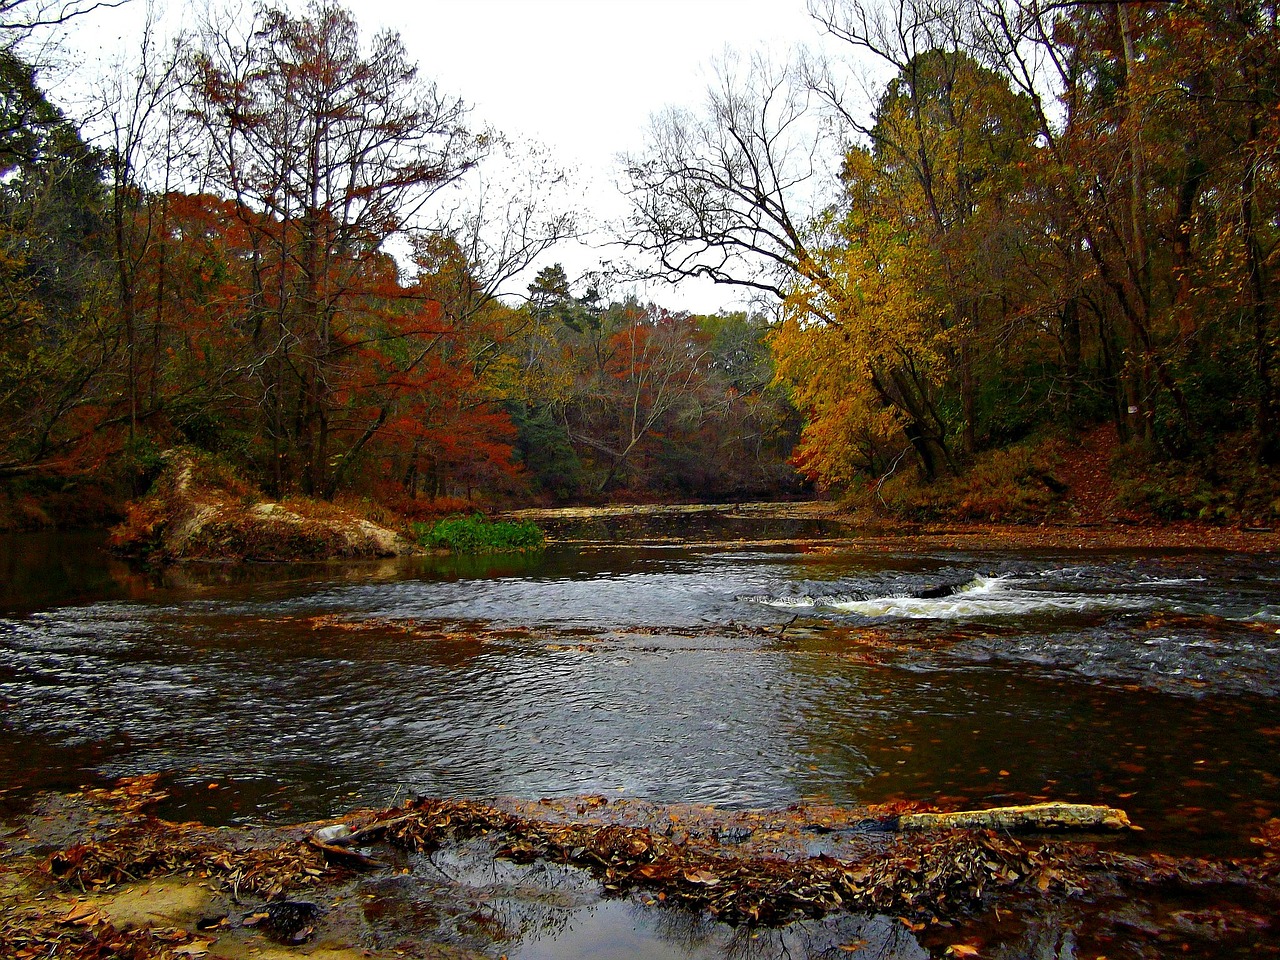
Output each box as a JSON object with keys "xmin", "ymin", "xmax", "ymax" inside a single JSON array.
[
  {"xmin": 94, "ymin": 7, "xmax": 189, "ymax": 450},
  {"xmin": 772, "ymin": 203, "xmax": 953, "ymax": 486},
  {"xmin": 800, "ymin": 1, "xmax": 1044, "ymax": 472},
  {"xmin": 1, "ymin": 0, "xmax": 129, "ymax": 52},
  {"xmin": 621, "ymin": 54, "xmax": 832, "ymax": 304},
  {"xmin": 0, "ymin": 47, "xmax": 111, "ymax": 475},
  {"xmin": 501, "ymin": 266, "xmax": 800, "ymax": 498},
  {"xmin": 693, "ymin": 310, "xmax": 804, "ymax": 495},
  {"xmin": 972, "ymin": 0, "xmax": 1280, "ymax": 459},
  {"xmin": 582, "ymin": 302, "xmax": 712, "ymax": 492},
  {"xmin": 185, "ymin": 0, "xmax": 484, "ymax": 495},
  {"xmin": 619, "ymin": 46, "xmax": 1019, "ymax": 482}
]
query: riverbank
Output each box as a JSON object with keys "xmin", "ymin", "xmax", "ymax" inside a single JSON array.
[
  {"xmin": 10, "ymin": 438, "xmax": 1279, "ymax": 561},
  {"xmin": 509, "ymin": 500, "xmax": 1280, "ymax": 553},
  {"xmin": 108, "ymin": 449, "xmax": 412, "ymax": 562},
  {"xmin": 5, "ymin": 776, "xmax": 1278, "ymax": 960}
]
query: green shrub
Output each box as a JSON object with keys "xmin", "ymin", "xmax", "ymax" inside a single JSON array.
[{"xmin": 414, "ymin": 513, "xmax": 544, "ymax": 553}]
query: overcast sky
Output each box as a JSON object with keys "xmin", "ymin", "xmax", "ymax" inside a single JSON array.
[{"xmin": 64, "ymin": 0, "xmax": 854, "ymax": 313}]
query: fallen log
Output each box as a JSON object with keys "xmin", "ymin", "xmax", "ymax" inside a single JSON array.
[{"xmin": 897, "ymin": 802, "xmax": 1134, "ymax": 832}]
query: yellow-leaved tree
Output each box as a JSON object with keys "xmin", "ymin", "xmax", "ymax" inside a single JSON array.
[
  {"xmin": 771, "ymin": 45, "xmax": 1038, "ymax": 488},
  {"xmin": 772, "ymin": 167, "xmax": 951, "ymax": 487}
]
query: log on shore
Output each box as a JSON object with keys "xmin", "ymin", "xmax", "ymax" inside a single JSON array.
[{"xmin": 897, "ymin": 802, "xmax": 1134, "ymax": 832}]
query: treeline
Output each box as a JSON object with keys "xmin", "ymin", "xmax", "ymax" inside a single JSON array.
[
  {"xmin": 0, "ymin": 0, "xmax": 801, "ymax": 513},
  {"xmin": 625, "ymin": 0, "xmax": 1279, "ymax": 498},
  {"xmin": 6, "ymin": 0, "xmax": 1276, "ymax": 521}
]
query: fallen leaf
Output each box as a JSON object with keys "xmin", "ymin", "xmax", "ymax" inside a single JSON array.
[
  {"xmin": 635, "ymin": 863, "xmax": 674, "ymax": 880},
  {"xmin": 948, "ymin": 946, "xmax": 980, "ymax": 958},
  {"xmin": 683, "ymin": 868, "xmax": 720, "ymax": 885},
  {"xmin": 61, "ymin": 903, "xmax": 102, "ymax": 926}
]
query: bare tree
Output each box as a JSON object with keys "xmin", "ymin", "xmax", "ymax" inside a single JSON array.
[
  {"xmin": 620, "ymin": 53, "xmax": 835, "ymax": 308},
  {"xmin": 427, "ymin": 134, "xmax": 580, "ymax": 332},
  {"xmin": 1, "ymin": 0, "xmax": 129, "ymax": 47},
  {"xmin": 89, "ymin": 3, "xmax": 191, "ymax": 443}
]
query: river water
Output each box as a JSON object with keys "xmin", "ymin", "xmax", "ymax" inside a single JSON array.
[{"xmin": 3, "ymin": 525, "xmax": 1280, "ymax": 955}]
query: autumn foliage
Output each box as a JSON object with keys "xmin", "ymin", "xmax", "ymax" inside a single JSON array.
[
  {"xmin": 0, "ymin": 1, "xmax": 804, "ymax": 518},
  {"xmin": 625, "ymin": 0, "xmax": 1280, "ymax": 519},
  {"xmin": 8, "ymin": 0, "xmax": 1277, "ymax": 520}
]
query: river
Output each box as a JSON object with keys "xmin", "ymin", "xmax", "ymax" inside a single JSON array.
[{"xmin": 2, "ymin": 523, "xmax": 1279, "ymax": 956}]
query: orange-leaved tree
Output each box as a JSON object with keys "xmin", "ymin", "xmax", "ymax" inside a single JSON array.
[{"xmin": 183, "ymin": 0, "xmax": 484, "ymax": 496}]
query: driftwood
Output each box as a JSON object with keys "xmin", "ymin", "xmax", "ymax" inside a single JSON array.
[
  {"xmin": 306, "ymin": 836, "xmax": 384, "ymax": 867},
  {"xmin": 897, "ymin": 802, "xmax": 1134, "ymax": 832}
]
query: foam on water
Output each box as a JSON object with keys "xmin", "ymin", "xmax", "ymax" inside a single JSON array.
[{"xmin": 750, "ymin": 575, "xmax": 1151, "ymax": 620}]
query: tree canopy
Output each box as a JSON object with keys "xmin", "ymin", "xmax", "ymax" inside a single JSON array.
[
  {"xmin": 624, "ymin": 0, "xmax": 1280, "ymax": 511},
  {"xmin": 2, "ymin": 0, "xmax": 1277, "ymax": 521}
]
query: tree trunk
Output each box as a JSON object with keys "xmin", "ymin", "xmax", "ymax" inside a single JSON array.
[{"xmin": 1060, "ymin": 298, "xmax": 1081, "ymax": 419}]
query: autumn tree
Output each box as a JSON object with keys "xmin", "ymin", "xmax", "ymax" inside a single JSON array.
[
  {"xmin": 184, "ymin": 0, "xmax": 484, "ymax": 496},
  {"xmin": 688, "ymin": 309, "xmax": 804, "ymax": 494},
  {"xmin": 967, "ymin": 0, "xmax": 1276, "ymax": 456},
  {"xmin": 504, "ymin": 265, "xmax": 800, "ymax": 498},
  {"xmin": 0, "ymin": 48, "xmax": 111, "ymax": 476},
  {"xmin": 619, "ymin": 49, "xmax": 1004, "ymax": 482}
]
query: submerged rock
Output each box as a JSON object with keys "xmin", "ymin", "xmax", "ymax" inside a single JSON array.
[{"xmin": 109, "ymin": 448, "xmax": 411, "ymax": 562}]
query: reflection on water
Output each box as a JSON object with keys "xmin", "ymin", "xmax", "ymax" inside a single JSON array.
[
  {"xmin": 363, "ymin": 836, "xmax": 928, "ymax": 960},
  {"xmin": 0, "ymin": 531, "xmax": 141, "ymax": 612},
  {"xmin": 2, "ymin": 531, "xmax": 1280, "ymax": 865}
]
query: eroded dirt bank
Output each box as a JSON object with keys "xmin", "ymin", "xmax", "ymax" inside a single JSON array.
[
  {"xmin": 4, "ymin": 776, "xmax": 1279, "ymax": 959},
  {"xmin": 110, "ymin": 450, "xmax": 411, "ymax": 562}
]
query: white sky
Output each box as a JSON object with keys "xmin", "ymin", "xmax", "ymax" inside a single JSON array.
[{"xmin": 59, "ymin": 0, "xmax": 857, "ymax": 313}]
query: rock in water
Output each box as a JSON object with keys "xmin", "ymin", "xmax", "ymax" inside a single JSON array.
[
  {"xmin": 313, "ymin": 823, "xmax": 353, "ymax": 845},
  {"xmin": 261, "ymin": 899, "xmax": 322, "ymax": 942}
]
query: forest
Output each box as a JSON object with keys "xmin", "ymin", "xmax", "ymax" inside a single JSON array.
[
  {"xmin": 6, "ymin": 4, "xmax": 1280, "ymax": 956},
  {"xmin": 1, "ymin": 0, "xmax": 1278, "ymax": 525}
]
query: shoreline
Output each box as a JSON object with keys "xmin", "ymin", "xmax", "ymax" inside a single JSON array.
[{"xmin": 509, "ymin": 500, "xmax": 1280, "ymax": 554}]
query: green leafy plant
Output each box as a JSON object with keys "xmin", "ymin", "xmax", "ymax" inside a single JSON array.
[{"xmin": 414, "ymin": 513, "xmax": 544, "ymax": 553}]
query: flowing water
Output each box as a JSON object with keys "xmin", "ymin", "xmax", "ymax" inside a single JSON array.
[{"xmin": 3, "ymin": 524, "xmax": 1280, "ymax": 955}]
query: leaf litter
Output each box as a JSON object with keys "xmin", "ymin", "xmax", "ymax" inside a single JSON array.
[{"xmin": 4, "ymin": 776, "xmax": 1280, "ymax": 958}]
